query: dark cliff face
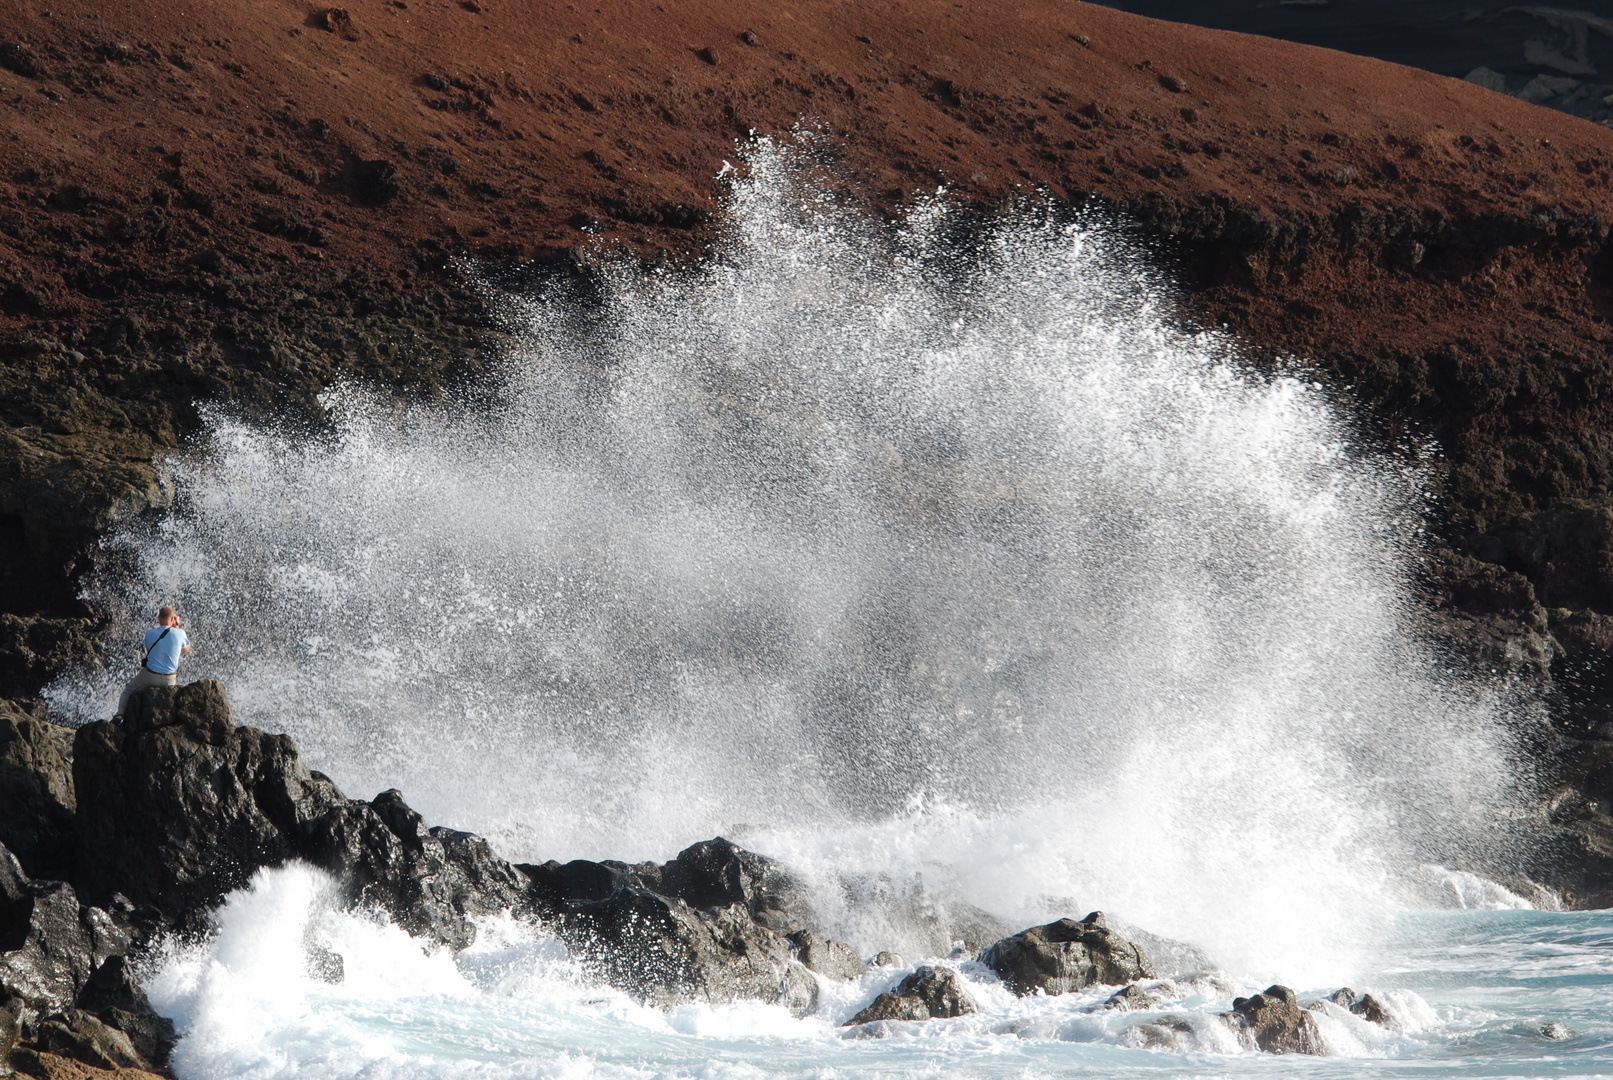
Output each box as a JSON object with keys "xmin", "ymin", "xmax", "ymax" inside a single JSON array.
[{"xmin": 3, "ymin": 0, "xmax": 1613, "ymax": 726}]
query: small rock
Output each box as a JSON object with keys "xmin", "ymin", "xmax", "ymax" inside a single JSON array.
[
  {"xmin": 1074, "ymin": 34, "xmax": 1091, "ymax": 47},
  {"xmin": 460, "ymin": 0, "xmax": 482, "ymax": 11},
  {"xmin": 320, "ymin": 8, "xmax": 357, "ymax": 39},
  {"xmin": 1159, "ymin": 74, "xmax": 1189, "ymax": 93},
  {"xmin": 1104, "ymin": 982, "xmax": 1152, "ymax": 1010},
  {"xmin": 856, "ymin": 34, "xmax": 873, "ymax": 45},
  {"xmin": 740, "ymin": 29, "xmax": 760, "ymax": 46},
  {"xmin": 845, "ymin": 966, "xmax": 975, "ymax": 1025},
  {"xmin": 1541, "ymin": 1020, "xmax": 1574, "ymax": 1040},
  {"xmin": 423, "ymin": 72, "xmax": 448, "ymax": 91},
  {"xmin": 695, "ymin": 46, "xmax": 720, "ymax": 65},
  {"xmin": 874, "ymin": 950, "xmax": 903, "ymax": 967},
  {"xmin": 1223, "ymin": 985, "xmax": 1323, "ymax": 1055}
]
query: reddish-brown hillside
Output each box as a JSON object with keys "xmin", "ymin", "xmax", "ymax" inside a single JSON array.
[{"xmin": 4, "ymin": 0, "xmax": 1613, "ymax": 718}]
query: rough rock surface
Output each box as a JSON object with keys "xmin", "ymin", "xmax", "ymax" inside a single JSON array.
[
  {"xmin": 980, "ymin": 913, "xmax": 1155, "ymax": 996},
  {"xmin": 845, "ymin": 965, "xmax": 976, "ymax": 1026},
  {"xmin": 0, "ymin": 845, "xmax": 126, "ymax": 1015},
  {"xmin": 0, "ymin": 706, "xmax": 76, "ymax": 881},
  {"xmin": 1223, "ymin": 984, "xmax": 1324, "ymax": 1055},
  {"xmin": 787, "ymin": 930, "xmax": 866, "ymax": 981},
  {"xmin": 1328, "ymin": 986, "xmax": 1388, "ymax": 1025},
  {"xmin": 559, "ymin": 888, "xmax": 817, "ymax": 1016}
]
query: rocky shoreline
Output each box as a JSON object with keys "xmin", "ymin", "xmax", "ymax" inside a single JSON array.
[{"xmin": 0, "ymin": 680, "xmax": 1407, "ymax": 1076}]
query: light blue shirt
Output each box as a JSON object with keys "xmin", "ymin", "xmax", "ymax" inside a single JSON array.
[{"xmin": 144, "ymin": 626, "xmax": 189, "ymax": 674}]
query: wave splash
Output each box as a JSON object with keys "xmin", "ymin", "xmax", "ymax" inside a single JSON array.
[{"xmin": 54, "ymin": 139, "xmax": 1529, "ymax": 981}]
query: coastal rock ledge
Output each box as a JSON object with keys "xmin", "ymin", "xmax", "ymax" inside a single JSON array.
[{"xmin": 2, "ymin": 681, "xmax": 1348, "ymax": 1074}]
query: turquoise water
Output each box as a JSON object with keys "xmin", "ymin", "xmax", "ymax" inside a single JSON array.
[{"xmin": 144, "ymin": 867, "xmax": 1612, "ymax": 1079}]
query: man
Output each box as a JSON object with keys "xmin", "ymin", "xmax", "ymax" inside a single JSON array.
[{"xmin": 113, "ymin": 606, "xmax": 191, "ymax": 721}]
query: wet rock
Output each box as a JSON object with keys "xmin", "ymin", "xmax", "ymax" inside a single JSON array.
[
  {"xmin": 73, "ymin": 681, "xmax": 344, "ymax": 920},
  {"xmin": 519, "ymin": 857, "xmax": 662, "ymax": 905},
  {"xmin": 76, "ymin": 955, "xmax": 174, "ymax": 1068},
  {"xmin": 873, "ymin": 950, "xmax": 903, "ymax": 967},
  {"xmin": 787, "ymin": 929, "xmax": 866, "ymax": 980},
  {"xmin": 0, "ymin": 844, "xmax": 127, "ymax": 1015},
  {"xmin": 1105, "ymin": 982, "xmax": 1153, "ymax": 1010},
  {"xmin": 1328, "ymin": 985, "xmax": 1388, "ymax": 1024},
  {"xmin": 1224, "ymin": 984, "xmax": 1323, "ymax": 1054},
  {"xmin": 658, "ymin": 837, "xmax": 798, "ymax": 924},
  {"xmin": 299, "ymin": 792, "xmax": 537, "ymax": 950},
  {"xmin": 75, "ymin": 681, "xmax": 535, "ymax": 949},
  {"xmin": 980, "ymin": 912, "xmax": 1154, "ymax": 996},
  {"xmin": 1541, "ymin": 1019, "xmax": 1574, "ymax": 1040},
  {"xmin": 0, "ymin": 709, "xmax": 76, "ymax": 882},
  {"xmin": 845, "ymin": 965, "xmax": 975, "ymax": 1025},
  {"xmin": 560, "ymin": 888, "xmax": 817, "ymax": 1014}
]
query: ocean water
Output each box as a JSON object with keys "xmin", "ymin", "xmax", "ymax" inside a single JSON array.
[
  {"xmin": 140, "ymin": 863, "xmax": 1610, "ymax": 1080},
  {"xmin": 49, "ymin": 139, "xmax": 1600, "ymax": 1075}
]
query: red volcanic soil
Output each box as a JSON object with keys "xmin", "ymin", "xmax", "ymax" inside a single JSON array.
[{"xmin": 5, "ymin": 0, "xmax": 1613, "ymax": 704}]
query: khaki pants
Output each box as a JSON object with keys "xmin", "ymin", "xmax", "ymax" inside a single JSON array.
[{"xmin": 117, "ymin": 668, "xmax": 177, "ymax": 717}]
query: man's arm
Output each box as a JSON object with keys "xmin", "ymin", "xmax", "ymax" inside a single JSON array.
[{"xmin": 181, "ymin": 644, "xmax": 192, "ymax": 654}]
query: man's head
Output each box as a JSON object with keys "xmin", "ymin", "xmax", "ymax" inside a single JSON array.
[{"xmin": 158, "ymin": 606, "xmax": 178, "ymax": 626}]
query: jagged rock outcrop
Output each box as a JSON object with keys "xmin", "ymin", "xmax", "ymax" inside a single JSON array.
[
  {"xmin": 1223, "ymin": 984, "xmax": 1323, "ymax": 1055},
  {"xmin": 845, "ymin": 966, "xmax": 976, "ymax": 1025},
  {"xmin": 71, "ymin": 680, "xmax": 536, "ymax": 948},
  {"xmin": 15, "ymin": 679, "xmax": 861, "ymax": 1039},
  {"xmin": 980, "ymin": 913, "xmax": 1155, "ymax": 996},
  {"xmin": 0, "ymin": 845, "xmax": 126, "ymax": 1015},
  {"xmin": 0, "ymin": 708, "xmax": 76, "ymax": 882}
]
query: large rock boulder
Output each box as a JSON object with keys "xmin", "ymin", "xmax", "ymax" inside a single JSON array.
[
  {"xmin": 72, "ymin": 681, "xmax": 346, "ymax": 922},
  {"xmin": 73, "ymin": 680, "xmax": 538, "ymax": 949},
  {"xmin": 787, "ymin": 929, "xmax": 866, "ymax": 980},
  {"xmin": 1223, "ymin": 984, "xmax": 1323, "ymax": 1054},
  {"xmin": 0, "ymin": 843, "xmax": 126, "ymax": 1014},
  {"xmin": 658, "ymin": 838, "xmax": 800, "ymax": 925},
  {"xmin": 980, "ymin": 912, "xmax": 1154, "ymax": 996},
  {"xmin": 845, "ymin": 965, "xmax": 975, "ymax": 1025},
  {"xmin": 559, "ymin": 888, "xmax": 818, "ymax": 1015},
  {"xmin": 0, "ymin": 708, "xmax": 76, "ymax": 881}
]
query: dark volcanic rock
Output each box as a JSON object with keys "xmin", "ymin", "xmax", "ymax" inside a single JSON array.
[
  {"xmin": 658, "ymin": 837, "xmax": 797, "ymax": 922},
  {"xmin": 74, "ymin": 680, "xmax": 537, "ymax": 948},
  {"xmin": 0, "ymin": 844, "xmax": 127, "ymax": 1014},
  {"xmin": 72, "ymin": 680, "xmax": 346, "ymax": 922},
  {"xmin": 559, "ymin": 887, "xmax": 817, "ymax": 1014},
  {"xmin": 845, "ymin": 965, "xmax": 975, "ymax": 1025},
  {"xmin": 980, "ymin": 912, "xmax": 1154, "ymax": 996},
  {"xmin": 76, "ymin": 955, "xmax": 175, "ymax": 1069},
  {"xmin": 1224, "ymin": 984, "xmax": 1324, "ymax": 1054},
  {"xmin": 0, "ymin": 708, "xmax": 76, "ymax": 881}
]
